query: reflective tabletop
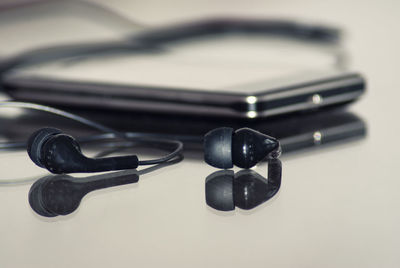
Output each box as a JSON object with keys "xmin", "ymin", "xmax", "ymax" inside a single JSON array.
[{"xmin": 0, "ymin": 0, "xmax": 399, "ymax": 268}]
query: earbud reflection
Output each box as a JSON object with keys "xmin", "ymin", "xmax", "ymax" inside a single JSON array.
[
  {"xmin": 29, "ymin": 172, "xmax": 139, "ymax": 217},
  {"xmin": 28, "ymin": 155, "xmax": 183, "ymax": 217},
  {"xmin": 205, "ymin": 158, "xmax": 281, "ymax": 211}
]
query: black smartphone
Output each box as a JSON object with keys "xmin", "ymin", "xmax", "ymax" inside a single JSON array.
[
  {"xmin": 2, "ymin": 23, "xmax": 365, "ymax": 119},
  {"xmin": 3, "ymin": 69, "xmax": 364, "ymax": 119}
]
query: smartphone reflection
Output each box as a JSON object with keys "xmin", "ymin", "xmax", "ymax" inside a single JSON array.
[{"xmin": 0, "ymin": 108, "xmax": 367, "ymax": 157}]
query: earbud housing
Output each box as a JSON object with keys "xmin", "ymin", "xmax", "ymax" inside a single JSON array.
[
  {"xmin": 204, "ymin": 127, "xmax": 280, "ymax": 169},
  {"xmin": 27, "ymin": 128, "xmax": 139, "ymax": 174}
]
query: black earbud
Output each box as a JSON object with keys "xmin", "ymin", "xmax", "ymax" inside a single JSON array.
[
  {"xmin": 205, "ymin": 158, "xmax": 281, "ymax": 211},
  {"xmin": 204, "ymin": 127, "xmax": 280, "ymax": 169},
  {"xmin": 29, "ymin": 173, "xmax": 139, "ymax": 217},
  {"xmin": 27, "ymin": 128, "xmax": 139, "ymax": 174}
]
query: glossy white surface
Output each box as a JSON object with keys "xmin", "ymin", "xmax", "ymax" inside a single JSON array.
[{"xmin": 0, "ymin": 0, "xmax": 399, "ymax": 267}]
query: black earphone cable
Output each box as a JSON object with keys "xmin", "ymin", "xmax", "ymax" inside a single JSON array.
[
  {"xmin": 0, "ymin": 145, "xmax": 184, "ymax": 185},
  {"xmin": 0, "ymin": 18, "xmax": 340, "ymax": 167},
  {"xmin": 134, "ymin": 139, "xmax": 184, "ymax": 165},
  {"xmin": 0, "ymin": 18, "xmax": 343, "ymax": 85},
  {"xmin": 0, "ymin": 101, "xmax": 184, "ymax": 165}
]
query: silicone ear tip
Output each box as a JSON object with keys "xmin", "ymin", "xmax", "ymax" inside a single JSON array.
[
  {"xmin": 205, "ymin": 170, "xmax": 235, "ymax": 211},
  {"xmin": 203, "ymin": 127, "xmax": 233, "ymax": 169},
  {"xmin": 27, "ymin": 128, "xmax": 62, "ymax": 168}
]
